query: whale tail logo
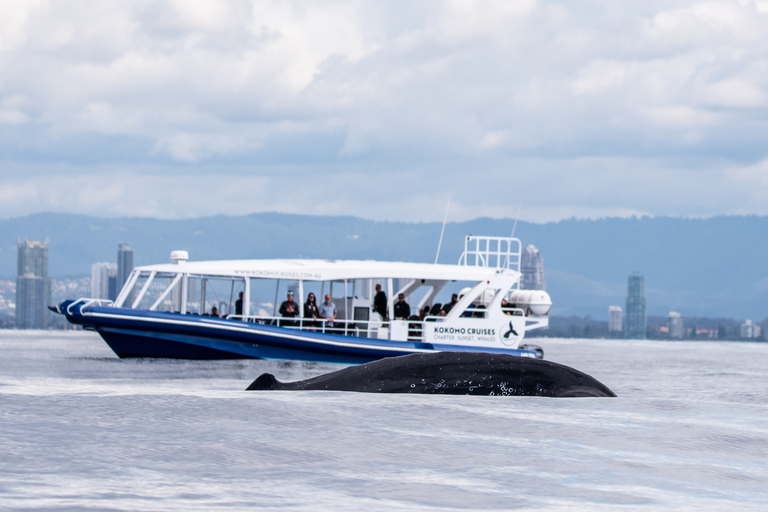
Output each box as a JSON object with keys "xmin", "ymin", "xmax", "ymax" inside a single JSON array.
[{"xmin": 502, "ymin": 321, "xmax": 518, "ymax": 339}]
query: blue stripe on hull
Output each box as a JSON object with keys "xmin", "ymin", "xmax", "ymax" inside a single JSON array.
[
  {"xmin": 97, "ymin": 327, "xmax": 377, "ymax": 364},
  {"xmin": 62, "ymin": 303, "xmax": 537, "ymax": 363},
  {"xmin": 98, "ymin": 328, "xmax": 251, "ymax": 360}
]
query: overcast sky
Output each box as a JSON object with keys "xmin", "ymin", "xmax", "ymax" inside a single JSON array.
[{"xmin": 1, "ymin": 0, "xmax": 767, "ymax": 223}]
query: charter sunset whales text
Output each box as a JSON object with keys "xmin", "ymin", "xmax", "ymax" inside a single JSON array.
[{"xmin": 55, "ymin": 235, "xmax": 552, "ymax": 363}]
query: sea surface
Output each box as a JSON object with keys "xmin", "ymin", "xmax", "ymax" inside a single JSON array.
[{"xmin": 1, "ymin": 330, "xmax": 767, "ymax": 511}]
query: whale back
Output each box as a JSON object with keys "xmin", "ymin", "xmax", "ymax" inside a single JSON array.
[{"xmin": 246, "ymin": 352, "xmax": 616, "ymax": 397}]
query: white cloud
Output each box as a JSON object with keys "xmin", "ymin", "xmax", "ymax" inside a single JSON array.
[
  {"xmin": 695, "ymin": 79, "xmax": 766, "ymax": 108},
  {"xmin": 0, "ymin": 0, "xmax": 767, "ymax": 222},
  {"xmin": 0, "ymin": 110, "xmax": 28, "ymax": 124},
  {"xmin": 723, "ymin": 158, "xmax": 768, "ymax": 213},
  {"xmin": 154, "ymin": 131, "xmax": 264, "ymax": 162}
]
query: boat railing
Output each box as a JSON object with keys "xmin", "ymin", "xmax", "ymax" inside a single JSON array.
[
  {"xmin": 66, "ymin": 298, "xmax": 115, "ymax": 315},
  {"xmin": 458, "ymin": 235, "xmax": 521, "ymax": 271},
  {"xmin": 224, "ymin": 314, "xmax": 434, "ymax": 342}
]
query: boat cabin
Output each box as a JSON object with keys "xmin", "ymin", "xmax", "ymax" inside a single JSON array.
[{"xmin": 111, "ymin": 236, "xmax": 551, "ymax": 348}]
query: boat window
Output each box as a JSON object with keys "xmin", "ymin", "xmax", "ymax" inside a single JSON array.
[
  {"xmin": 150, "ymin": 274, "xmax": 183, "ymax": 312},
  {"xmin": 124, "ymin": 271, "xmax": 152, "ymax": 309},
  {"xmin": 424, "ymin": 280, "xmax": 481, "ymax": 313},
  {"xmin": 128, "ymin": 272, "xmax": 180, "ymax": 311},
  {"xmin": 200, "ymin": 276, "xmax": 240, "ymax": 317},
  {"xmin": 247, "ymin": 278, "xmax": 279, "ymax": 317},
  {"xmin": 268, "ymin": 280, "xmax": 300, "ymax": 316},
  {"xmin": 302, "ymin": 281, "xmax": 323, "ymax": 304},
  {"xmin": 185, "ymin": 276, "xmax": 202, "ymax": 314},
  {"xmin": 329, "ymin": 280, "xmax": 349, "ymax": 299}
]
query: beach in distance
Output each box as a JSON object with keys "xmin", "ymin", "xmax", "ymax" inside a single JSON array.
[{"xmin": 1, "ymin": 330, "xmax": 767, "ymax": 511}]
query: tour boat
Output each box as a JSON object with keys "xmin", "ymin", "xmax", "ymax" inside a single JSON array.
[{"xmin": 56, "ymin": 235, "xmax": 552, "ymax": 363}]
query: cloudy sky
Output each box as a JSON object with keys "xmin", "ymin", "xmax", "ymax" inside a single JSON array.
[{"xmin": 1, "ymin": 0, "xmax": 767, "ymax": 222}]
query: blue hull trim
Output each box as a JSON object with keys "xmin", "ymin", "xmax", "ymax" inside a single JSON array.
[
  {"xmin": 96, "ymin": 326, "xmax": 377, "ymax": 363},
  {"xmin": 60, "ymin": 301, "xmax": 537, "ymax": 364}
]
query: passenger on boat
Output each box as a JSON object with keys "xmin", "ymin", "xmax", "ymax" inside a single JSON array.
[
  {"xmin": 408, "ymin": 306, "xmax": 425, "ymax": 338},
  {"xmin": 373, "ymin": 284, "xmax": 388, "ymax": 321},
  {"xmin": 304, "ymin": 293, "xmax": 319, "ymax": 330},
  {"xmin": 319, "ymin": 294, "xmax": 337, "ymax": 330},
  {"xmin": 394, "ymin": 294, "xmax": 410, "ymax": 320},
  {"xmin": 235, "ymin": 292, "xmax": 244, "ymax": 316},
  {"xmin": 210, "ymin": 306, "xmax": 219, "ymax": 318},
  {"xmin": 501, "ymin": 298, "xmax": 522, "ymax": 316},
  {"xmin": 279, "ymin": 291, "xmax": 298, "ymax": 326},
  {"xmin": 441, "ymin": 294, "xmax": 458, "ymax": 315}
]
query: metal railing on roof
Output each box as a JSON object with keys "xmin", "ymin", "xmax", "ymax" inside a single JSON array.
[{"xmin": 458, "ymin": 236, "xmax": 521, "ymax": 271}]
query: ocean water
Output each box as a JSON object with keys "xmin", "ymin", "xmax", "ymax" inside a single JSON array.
[{"xmin": 1, "ymin": 331, "xmax": 767, "ymax": 511}]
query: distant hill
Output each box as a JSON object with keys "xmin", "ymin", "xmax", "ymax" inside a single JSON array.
[{"xmin": 1, "ymin": 212, "xmax": 766, "ymax": 320}]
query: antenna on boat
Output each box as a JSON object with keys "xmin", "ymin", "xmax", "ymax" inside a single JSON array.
[
  {"xmin": 511, "ymin": 196, "xmax": 523, "ymax": 239},
  {"xmin": 434, "ymin": 193, "xmax": 452, "ymax": 264}
]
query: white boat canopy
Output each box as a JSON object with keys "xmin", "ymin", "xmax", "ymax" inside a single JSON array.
[{"xmin": 136, "ymin": 258, "xmax": 519, "ymax": 282}]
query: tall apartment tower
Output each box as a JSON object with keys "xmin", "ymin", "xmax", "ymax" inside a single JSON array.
[
  {"xmin": 91, "ymin": 262, "xmax": 117, "ymax": 300},
  {"xmin": 625, "ymin": 272, "xmax": 646, "ymax": 339},
  {"xmin": 520, "ymin": 245, "xmax": 546, "ymax": 291},
  {"xmin": 117, "ymin": 243, "xmax": 134, "ymax": 292},
  {"xmin": 16, "ymin": 239, "xmax": 51, "ymax": 329},
  {"xmin": 608, "ymin": 306, "xmax": 623, "ymax": 334},
  {"xmin": 741, "ymin": 320, "xmax": 762, "ymax": 339},
  {"xmin": 668, "ymin": 312, "xmax": 684, "ymax": 339}
]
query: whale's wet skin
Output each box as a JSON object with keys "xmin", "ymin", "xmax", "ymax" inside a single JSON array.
[{"xmin": 247, "ymin": 351, "xmax": 617, "ymax": 397}]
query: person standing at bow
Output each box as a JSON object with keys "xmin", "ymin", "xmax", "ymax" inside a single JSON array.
[
  {"xmin": 319, "ymin": 294, "xmax": 338, "ymax": 333},
  {"xmin": 279, "ymin": 291, "xmax": 298, "ymax": 326},
  {"xmin": 373, "ymin": 283, "xmax": 388, "ymax": 321},
  {"xmin": 304, "ymin": 293, "xmax": 319, "ymax": 330}
]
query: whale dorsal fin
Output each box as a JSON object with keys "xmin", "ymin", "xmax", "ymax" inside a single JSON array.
[{"xmin": 246, "ymin": 373, "xmax": 281, "ymax": 390}]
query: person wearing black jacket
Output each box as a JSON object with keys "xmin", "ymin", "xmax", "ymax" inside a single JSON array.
[
  {"xmin": 373, "ymin": 284, "xmax": 388, "ymax": 321},
  {"xmin": 304, "ymin": 292, "xmax": 319, "ymax": 330},
  {"xmin": 279, "ymin": 291, "xmax": 298, "ymax": 326},
  {"xmin": 393, "ymin": 293, "xmax": 410, "ymax": 320},
  {"xmin": 441, "ymin": 294, "xmax": 458, "ymax": 315}
]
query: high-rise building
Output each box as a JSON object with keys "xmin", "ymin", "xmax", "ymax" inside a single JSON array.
[
  {"xmin": 668, "ymin": 312, "xmax": 684, "ymax": 339},
  {"xmin": 741, "ymin": 320, "xmax": 762, "ymax": 339},
  {"xmin": 91, "ymin": 262, "xmax": 117, "ymax": 300},
  {"xmin": 117, "ymin": 243, "xmax": 134, "ymax": 292},
  {"xmin": 16, "ymin": 239, "xmax": 51, "ymax": 329},
  {"xmin": 625, "ymin": 272, "xmax": 646, "ymax": 339},
  {"xmin": 608, "ymin": 306, "xmax": 623, "ymax": 333},
  {"xmin": 520, "ymin": 245, "xmax": 546, "ymax": 291}
]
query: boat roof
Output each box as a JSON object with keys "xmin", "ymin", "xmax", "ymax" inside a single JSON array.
[{"xmin": 136, "ymin": 259, "xmax": 516, "ymax": 282}]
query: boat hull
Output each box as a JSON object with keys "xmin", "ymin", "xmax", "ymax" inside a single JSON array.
[{"xmin": 59, "ymin": 301, "xmax": 538, "ymax": 364}]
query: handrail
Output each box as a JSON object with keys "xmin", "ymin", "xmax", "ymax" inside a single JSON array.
[
  {"xmin": 66, "ymin": 298, "xmax": 115, "ymax": 316},
  {"xmin": 459, "ymin": 235, "xmax": 521, "ymax": 271},
  {"xmin": 223, "ymin": 314, "xmax": 431, "ymax": 341}
]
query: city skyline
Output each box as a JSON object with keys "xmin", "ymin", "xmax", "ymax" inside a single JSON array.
[
  {"xmin": 520, "ymin": 245, "xmax": 546, "ymax": 292},
  {"xmin": 0, "ymin": 212, "xmax": 766, "ymax": 320},
  {"xmin": 668, "ymin": 311, "xmax": 684, "ymax": 339},
  {"xmin": 625, "ymin": 272, "xmax": 646, "ymax": 339},
  {"xmin": 15, "ymin": 239, "xmax": 51, "ymax": 329},
  {"xmin": 608, "ymin": 306, "xmax": 622, "ymax": 334},
  {"xmin": 91, "ymin": 262, "xmax": 117, "ymax": 301},
  {"xmin": 117, "ymin": 243, "xmax": 134, "ymax": 295}
]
